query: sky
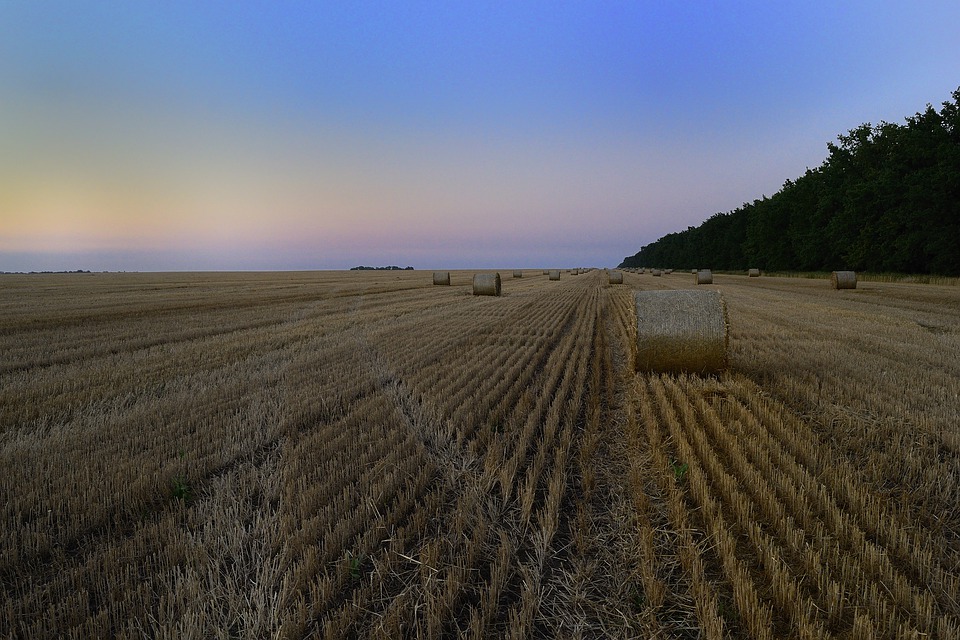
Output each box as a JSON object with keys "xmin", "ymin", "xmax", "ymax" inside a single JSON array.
[{"xmin": 2, "ymin": 1, "xmax": 960, "ymax": 272}]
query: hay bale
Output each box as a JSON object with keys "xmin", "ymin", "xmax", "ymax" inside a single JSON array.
[
  {"xmin": 665, "ymin": 269, "xmax": 673, "ymax": 274},
  {"xmin": 543, "ymin": 269, "xmax": 549, "ymax": 275},
  {"xmin": 609, "ymin": 271, "xmax": 623, "ymax": 284},
  {"xmin": 549, "ymin": 270, "xmax": 561, "ymax": 280},
  {"xmin": 473, "ymin": 273, "xmax": 501, "ymax": 296},
  {"xmin": 634, "ymin": 289, "xmax": 728, "ymax": 374},
  {"xmin": 748, "ymin": 268, "xmax": 760, "ymax": 277},
  {"xmin": 432, "ymin": 271, "xmax": 450, "ymax": 285},
  {"xmin": 831, "ymin": 271, "xmax": 857, "ymax": 289},
  {"xmin": 691, "ymin": 269, "xmax": 697, "ymax": 274},
  {"xmin": 652, "ymin": 269, "xmax": 662, "ymax": 277},
  {"xmin": 696, "ymin": 269, "xmax": 713, "ymax": 285},
  {"xmin": 513, "ymin": 270, "xmax": 523, "ymax": 278},
  {"xmin": 572, "ymin": 269, "xmax": 579, "ymax": 275}
]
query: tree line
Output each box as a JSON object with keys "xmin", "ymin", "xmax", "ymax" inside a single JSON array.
[{"xmin": 619, "ymin": 88, "xmax": 960, "ymax": 276}]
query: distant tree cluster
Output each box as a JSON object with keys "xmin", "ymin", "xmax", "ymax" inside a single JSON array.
[
  {"xmin": 620, "ymin": 88, "xmax": 960, "ymax": 276},
  {"xmin": 350, "ymin": 265, "xmax": 414, "ymax": 271},
  {"xmin": 1, "ymin": 269, "xmax": 93, "ymax": 275}
]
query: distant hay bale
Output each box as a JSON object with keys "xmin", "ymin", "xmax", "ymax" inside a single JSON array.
[
  {"xmin": 609, "ymin": 271, "xmax": 623, "ymax": 284},
  {"xmin": 652, "ymin": 269, "xmax": 662, "ymax": 277},
  {"xmin": 748, "ymin": 268, "xmax": 761, "ymax": 277},
  {"xmin": 665, "ymin": 269, "xmax": 673, "ymax": 274},
  {"xmin": 691, "ymin": 269, "xmax": 697, "ymax": 274},
  {"xmin": 432, "ymin": 271, "xmax": 450, "ymax": 285},
  {"xmin": 634, "ymin": 289, "xmax": 729, "ymax": 374},
  {"xmin": 513, "ymin": 270, "xmax": 523, "ymax": 278},
  {"xmin": 473, "ymin": 273, "xmax": 502, "ymax": 296},
  {"xmin": 831, "ymin": 270, "xmax": 857, "ymax": 289},
  {"xmin": 543, "ymin": 269, "xmax": 549, "ymax": 275},
  {"xmin": 696, "ymin": 269, "xmax": 713, "ymax": 285},
  {"xmin": 549, "ymin": 270, "xmax": 561, "ymax": 280}
]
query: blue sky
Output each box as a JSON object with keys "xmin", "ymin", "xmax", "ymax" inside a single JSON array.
[{"xmin": 2, "ymin": 1, "xmax": 959, "ymax": 271}]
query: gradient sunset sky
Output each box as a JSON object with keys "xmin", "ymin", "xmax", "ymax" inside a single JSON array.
[{"xmin": 3, "ymin": 2, "xmax": 959, "ymax": 271}]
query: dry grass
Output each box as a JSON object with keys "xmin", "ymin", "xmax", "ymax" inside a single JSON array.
[{"xmin": 3, "ymin": 269, "xmax": 960, "ymax": 638}]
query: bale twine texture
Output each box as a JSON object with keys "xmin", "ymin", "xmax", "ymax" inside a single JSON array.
[
  {"xmin": 433, "ymin": 271, "xmax": 450, "ymax": 285},
  {"xmin": 748, "ymin": 268, "xmax": 761, "ymax": 277},
  {"xmin": 696, "ymin": 269, "xmax": 713, "ymax": 285},
  {"xmin": 549, "ymin": 270, "xmax": 561, "ymax": 281},
  {"xmin": 831, "ymin": 271, "xmax": 857, "ymax": 289},
  {"xmin": 473, "ymin": 273, "xmax": 502, "ymax": 296},
  {"xmin": 609, "ymin": 271, "xmax": 624, "ymax": 284},
  {"xmin": 513, "ymin": 270, "xmax": 523, "ymax": 278},
  {"xmin": 634, "ymin": 289, "xmax": 729, "ymax": 374}
]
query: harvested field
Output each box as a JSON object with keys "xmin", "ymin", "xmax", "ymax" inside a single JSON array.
[{"xmin": 2, "ymin": 269, "xmax": 960, "ymax": 638}]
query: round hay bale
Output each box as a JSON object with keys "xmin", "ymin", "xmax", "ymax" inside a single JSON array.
[
  {"xmin": 432, "ymin": 271, "xmax": 450, "ymax": 285},
  {"xmin": 652, "ymin": 269, "xmax": 662, "ymax": 277},
  {"xmin": 543, "ymin": 269, "xmax": 549, "ymax": 275},
  {"xmin": 634, "ymin": 289, "xmax": 728, "ymax": 374},
  {"xmin": 748, "ymin": 268, "xmax": 760, "ymax": 277},
  {"xmin": 664, "ymin": 269, "xmax": 673, "ymax": 274},
  {"xmin": 549, "ymin": 270, "xmax": 561, "ymax": 280},
  {"xmin": 572, "ymin": 269, "xmax": 580, "ymax": 275},
  {"xmin": 513, "ymin": 270, "xmax": 523, "ymax": 278},
  {"xmin": 473, "ymin": 273, "xmax": 501, "ymax": 296},
  {"xmin": 691, "ymin": 269, "xmax": 697, "ymax": 274},
  {"xmin": 609, "ymin": 271, "xmax": 623, "ymax": 284},
  {"xmin": 831, "ymin": 271, "xmax": 857, "ymax": 289},
  {"xmin": 696, "ymin": 269, "xmax": 713, "ymax": 285}
]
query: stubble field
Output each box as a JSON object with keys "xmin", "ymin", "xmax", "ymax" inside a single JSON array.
[{"xmin": 2, "ymin": 268, "xmax": 959, "ymax": 639}]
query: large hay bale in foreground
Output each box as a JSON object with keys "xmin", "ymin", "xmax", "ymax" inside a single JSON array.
[
  {"xmin": 433, "ymin": 271, "xmax": 450, "ymax": 285},
  {"xmin": 609, "ymin": 271, "xmax": 623, "ymax": 284},
  {"xmin": 513, "ymin": 270, "xmax": 523, "ymax": 278},
  {"xmin": 635, "ymin": 289, "xmax": 728, "ymax": 374},
  {"xmin": 473, "ymin": 273, "xmax": 502, "ymax": 296},
  {"xmin": 831, "ymin": 271, "xmax": 857, "ymax": 289},
  {"xmin": 549, "ymin": 270, "xmax": 561, "ymax": 280},
  {"xmin": 696, "ymin": 269, "xmax": 713, "ymax": 285},
  {"xmin": 748, "ymin": 268, "xmax": 760, "ymax": 277}
]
